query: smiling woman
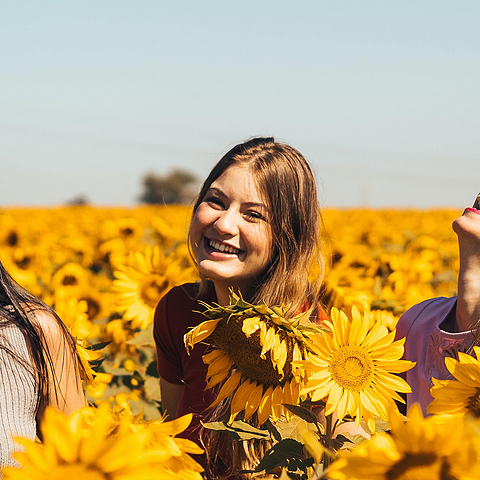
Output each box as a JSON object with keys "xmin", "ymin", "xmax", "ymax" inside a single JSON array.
[
  {"xmin": 153, "ymin": 137, "xmax": 325, "ymax": 477},
  {"xmin": 189, "ymin": 164, "xmax": 273, "ymax": 305}
]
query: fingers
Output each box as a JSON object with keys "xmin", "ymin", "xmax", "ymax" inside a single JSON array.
[{"xmin": 473, "ymin": 193, "xmax": 480, "ymax": 210}]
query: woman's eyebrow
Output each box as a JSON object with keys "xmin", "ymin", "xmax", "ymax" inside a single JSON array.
[
  {"xmin": 244, "ymin": 202, "xmax": 267, "ymax": 209},
  {"xmin": 206, "ymin": 188, "xmax": 266, "ymax": 209},
  {"xmin": 206, "ymin": 187, "xmax": 223, "ymax": 195}
]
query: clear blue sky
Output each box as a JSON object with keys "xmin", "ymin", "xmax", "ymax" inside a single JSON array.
[{"xmin": 1, "ymin": 1, "xmax": 479, "ymax": 207}]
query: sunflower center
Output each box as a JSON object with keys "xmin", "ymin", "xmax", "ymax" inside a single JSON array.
[
  {"xmin": 329, "ymin": 345, "xmax": 374, "ymax": 392},
  {"xmin": 62, "ymin": 274, "xmax": 79, "ymax": 286},
  {"xmin": 141, "ymin": 275, "xmax": 169, "ymax": 308},
  {"xmin": 121, "ymin": 227, "xmax": 135, "ymax": 238},
  {"xmin": 210, "ymin": 315, "xmax": 293, "ymax": 388},
  {"xmin": 386, "ymin": 454, "xmax": 457, "ymax": 480},
  {"xmin": 83, "ymin": 297, "xmax": 101, "ymax": 320},
  {"xmin": 15, "ymin": 255, "xmax": 32, "ymax": 269},
  {"xmin": 6, "ymin": 231, "xmax": 19, "ymax": 247},
  {"xmin": 467, "ymin": 388, "xmax": 480, "ymax": 417}
]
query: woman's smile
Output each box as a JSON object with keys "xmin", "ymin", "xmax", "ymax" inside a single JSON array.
[
  {"xmin": 204, "ymin": 237, "xmax": 244, "ymax": 256},
  {"xmin": 189, "ymin": 164, "xmax": 273, "ymax": 303}
]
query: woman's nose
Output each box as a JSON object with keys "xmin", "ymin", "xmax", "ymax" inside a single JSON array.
[{"xmin": 213, "ymin": 209, "xmax": 239, "ymax": 236}]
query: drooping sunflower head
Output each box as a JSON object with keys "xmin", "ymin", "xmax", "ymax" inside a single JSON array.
[{"xmin": 184, "ymin": 292, "xmax": 324, "ymax": 426}]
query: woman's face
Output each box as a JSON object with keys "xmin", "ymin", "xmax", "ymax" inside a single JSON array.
[
  {"xmin": 189, "ymin": 164, "xmax": 273, "ymax": 300},
  {"xmin": 452, "ymin": 194, "xmax": 480, "ymax": 243}
]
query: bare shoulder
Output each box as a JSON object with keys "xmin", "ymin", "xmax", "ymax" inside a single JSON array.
[{"xmin": 27, "ymin": 307, "xmax": 70, "ymax": 347}]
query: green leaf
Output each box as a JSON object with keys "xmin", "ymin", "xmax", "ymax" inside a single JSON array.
[
  {"xmin": 283, "ymin": 404, "xmax": 320, "ymax": 426},
  {"xmin": 127, "ymin": 323, "xmax": 155, "ymax": 346},
  {"xmin": 299, "ymin": 398, "xmax": 326, "ymax": 409},
  {"xmin": 201, "ymin": 421, "xmax": 270, "ymax": 441},
  {"xmin": 254, "ymin": 439, "xmax": 304, "ymax": 473},
  {"xmin": 102, "ymin": 365, "xmax": 134, "ymax": 376},
  {"xmin": 359, "ymin": 416, "xmax": 390, "ymax": 435},
  {"xmin": 335, "ymin": 433, "xmax": 367, "ymax": 450},
  {"xmin": 144, "ymin": 376, "xmax": 160, "ymax": 401},
  {"xmin": 146, "ymin": 360, "xmax": 159, "ymax": 378},
  {"xmin": 90, "ymin": 341, "xmax": 112, "ymax": 351},
  {"xmin": 275, "ymin": 416, "xmax": 319, "ymax": 443},
  {"xmin": 264, "ymin": 419, "xmax": 282, "ymax": 442}
]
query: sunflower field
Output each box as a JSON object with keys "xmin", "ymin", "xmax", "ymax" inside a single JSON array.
[{"xmin": 2, "ymin": 205, "xmax": 477, "ymax": 479}]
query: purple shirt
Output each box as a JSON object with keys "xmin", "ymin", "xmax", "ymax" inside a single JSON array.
[{"xmin": 396, "ymin": 296, "xmax": 476, "ymax": 413}]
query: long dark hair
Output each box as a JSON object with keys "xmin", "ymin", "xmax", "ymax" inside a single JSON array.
[
  {"xmin": 0, "ymin": 259, "xmax": 80, "ymax": 412},
  {"xmin": 190, "ymin": 136, "xmax": 324, "ymax": 318}
]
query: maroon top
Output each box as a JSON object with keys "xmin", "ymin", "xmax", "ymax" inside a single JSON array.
[{"xmin": 154, "ymin": 282, "xmax": 216, "ymax": 443}]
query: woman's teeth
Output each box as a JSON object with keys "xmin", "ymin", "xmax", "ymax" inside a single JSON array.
[{"xmin": 209, "ymin": 239, "xmax": 240, "ymax": 254}]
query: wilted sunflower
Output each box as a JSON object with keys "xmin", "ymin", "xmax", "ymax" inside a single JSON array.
[
  {"xmin": 295, "ymin": 306, "xmax": 414, "ymax": 433},
  {"xmin": 428, "ymin": 346, "xmax": 480, "ymax": 418},
  {"xmin": 114, "ymin": 245, "xmax": 196, "ymax": 329},
  {"xmin": 184, "ymin": 292, "xmax": 323, "ymax": 426},
  {"xmin": 327, "ymin": 404, "xmax": 480, "ymax": 480}
]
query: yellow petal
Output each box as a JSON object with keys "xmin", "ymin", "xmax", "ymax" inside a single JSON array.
[
  {"xmin": 242, "ymin": 316, "xmax": 261, "ymax": 337},
  {"xmin": 184, "ymin": 318, "xmax": 221, "ymax": 352},
  {"xmin": 229, "ymin": 380, "xmax": 256, "ymax": 424},
  {"xmin": 208, "ymin": 371, "xmax": 242, "ymax": 409},
  {"xmin": 257, "ymin": 386, "xmax": 274, "ymax": 427},
  {"xmin": 244, "ymin": 384, "xmax": 264, "ymax": 421}
]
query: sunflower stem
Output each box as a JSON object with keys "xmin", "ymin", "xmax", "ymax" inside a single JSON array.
[{"xmin": 322, "ymin": 413, "xmax": 334, "ymax": 468}]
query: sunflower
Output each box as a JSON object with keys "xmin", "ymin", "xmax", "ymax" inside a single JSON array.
[
  {"xmin": 85, "ymin": 372, "xmax": 114, "ymax": 401},
  {"xmin": 2, "ymin": 405, "xmax": 203, "ymax": 480},
  {"xmin": 113, "ymin": 245, "xmax": 196, "ymax": 330},
  {"xmin": 51, "ymin": 262, "xmax": 89, "ymax": 293},
  {"xmin": 428, "ymin": 346, "xmax": 480, "ymax": 417},
  {"xmin": 73, "ymin": 336, "xmax": 102, "ymax": 385},
  {"xmin": 184, "ymin": 292, "xmax": 323, "ymax": 426},
  {"xmin": 327, "ymin": 404, "xmax": 480, "ymax": 480},
  {"xmin": 294, "ymin": 306, "xmax": 414, "ymax": 433}
]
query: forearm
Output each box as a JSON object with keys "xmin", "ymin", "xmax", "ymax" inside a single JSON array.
[
  {"xmin": 455, "ymin": 241, "xmax": 480, "ymax": 332},
  {"xmin": 456, "ymin": 268, "xmax": 480, "ymax": 332}
]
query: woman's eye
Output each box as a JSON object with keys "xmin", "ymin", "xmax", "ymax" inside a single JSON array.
[
  {"xmin": 246, "ymin": 210, "xmax": 264, "ymax": 220},
  {"xmin": 205, "ymin": 196, "xmax": 224, "ymax": 208}
]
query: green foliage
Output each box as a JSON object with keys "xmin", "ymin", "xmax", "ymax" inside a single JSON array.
[
  {"xmin": 201, "ymin": 420, "xmax": 270, "ymax": 441},
  {"xmin": 242, "ymin": 439, "xmax": 314, "ymax": 478},
  {"xmin": 138, "ymin": 169, "xmax": 198, "ymax": 205}
]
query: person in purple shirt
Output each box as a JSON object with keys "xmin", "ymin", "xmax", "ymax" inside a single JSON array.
[{"xmin": 396, "ymin": 193, "xmax": 480, "ymax": 413}]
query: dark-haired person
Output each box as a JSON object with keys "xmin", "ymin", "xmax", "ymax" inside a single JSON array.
[
  {"xmin": 396, "ymin": 194, "xmax": 480, "ymax": 413},
  {"xmin": 153, "ymin": 137, "xmax": 326, "ymax": 476},
  {"xmin": 0, "ymin": 260, "xmax": 85, "ymax": 467}
]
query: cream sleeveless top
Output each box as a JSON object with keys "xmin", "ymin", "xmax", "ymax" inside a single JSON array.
[{"xmin": 0, "ymin": 320, "xmax": 38, "ymax": 469}]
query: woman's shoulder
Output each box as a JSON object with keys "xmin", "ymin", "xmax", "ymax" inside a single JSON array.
[
  {"xmin": 26, "ymin": 306, "xmax": 69, "ymax": 344},
  {"xmin": 166, "ymin": 282, "xmax": 202, "ymax": 302},
  {"xmin": 158, "ymin": 282, "xmax": 215, "ymax": 309},
  {"xmin": 396, "ymin": 296, "xmax": 457, "ymax": 340},
  {"xmin": 154, "ymin": 282, "xmax": 216, "ymax": 330}
]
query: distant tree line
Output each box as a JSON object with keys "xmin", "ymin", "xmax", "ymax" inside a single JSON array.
[
  {"xmin": 138, "ymin": 168, "xmax": 198, "ymax": 205},
  {"xmin": 64, "ymin": 168, "xmax": 198, "ymax": 205}
]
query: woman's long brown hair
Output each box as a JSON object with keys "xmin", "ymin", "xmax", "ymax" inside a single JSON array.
[
  {"xmin": 190, "ymin": 137, "xmax": 325, "ymax": 478},
  {"xmin": 190, "ymin": 136, "xmax": 325, "ymax": 318}
]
